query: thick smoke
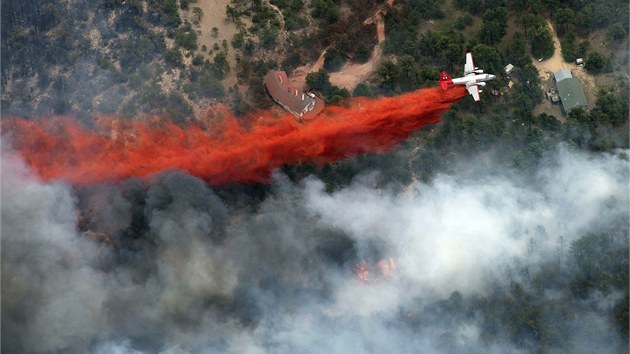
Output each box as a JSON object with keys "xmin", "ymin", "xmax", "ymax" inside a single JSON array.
[{"xmin": 2, "ymin": 144, "xmax": 628, "ymax": 353}]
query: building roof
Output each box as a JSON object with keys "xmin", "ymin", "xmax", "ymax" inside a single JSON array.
[
  {"xmin": 554, "ymin": 69, "xmax": 572, "ymax": 82},
  {"xmin": 263, "ymin": 71, "xmax": 324, "ymax": 120},
  {"xmin": 556, "ymin": 77, "xmax": 588, "ymax": 112}
]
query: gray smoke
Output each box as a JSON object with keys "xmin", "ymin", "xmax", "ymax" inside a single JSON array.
[{"xmin": 1, "ymin": 144, "xmax": 628, "ymax": 353}]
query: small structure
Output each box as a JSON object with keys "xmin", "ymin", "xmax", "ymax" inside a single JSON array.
[
  {"xmin": 545, "ymin": 87, "xmax": 560, "ymax": 104},
  {"xmin": 263, "ymin": 70, "xmax": 325, "ymax": 121},
  {"xmin": 575, "ymin": 58, "xmax": 584, "ymax": 66},
  {"xmin": 504, "ymin": 63, "xmax": 514, "ymax": 75},
  {"xmin": 554, "ymin": 69, "xmax": 573, "ymax": 82},
  {"xmin": 553, "ymin": 69, "xmax": 588, "ymax": 113}
]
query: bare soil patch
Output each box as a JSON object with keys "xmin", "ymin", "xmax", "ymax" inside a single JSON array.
[
  {"xmin": 181, "ymin": 0, "xmax": 242, "ymax": 80},
  {"xmin": 289, "ymin": 0, "xmax": 394, "ymax": 92}
]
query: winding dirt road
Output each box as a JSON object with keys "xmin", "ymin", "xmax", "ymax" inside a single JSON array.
[{"xmin": 289, "ymin": 0, "xmax": 395, "ymax": 91}]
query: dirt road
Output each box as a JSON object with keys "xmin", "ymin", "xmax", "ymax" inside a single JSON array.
[
  {"xmin": 289, "ymin": 0, "xmax": 394, "ymax": 92},
  {"xmin": 532, "ymin": 20, "xmax": 597, "ymax": 105}
]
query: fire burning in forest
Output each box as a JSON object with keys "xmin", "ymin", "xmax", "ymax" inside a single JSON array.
[
  {"xmin": 354, "ymin": 257, "xmax": 398, "ymax": 284},
  {"xmin": 4, "ymin": 86, "xmax": 466, "ymax": 185}
]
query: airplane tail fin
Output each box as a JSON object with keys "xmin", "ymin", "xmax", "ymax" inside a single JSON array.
[{"xmin": 439, "ymin": 71, "xmax": 452, "ymax": 90}]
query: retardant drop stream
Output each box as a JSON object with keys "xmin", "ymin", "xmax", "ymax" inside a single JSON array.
[{"xmin": 4, "ymin": 86, "xmax": 466, "ymax": 185}]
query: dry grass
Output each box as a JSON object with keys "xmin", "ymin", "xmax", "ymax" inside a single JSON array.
[{"xmin": 180, "ymin": 0, "xmax": 244, "ymax": 81}]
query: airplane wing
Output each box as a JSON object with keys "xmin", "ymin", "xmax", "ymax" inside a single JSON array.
[
  {"xmin": 467, "ymin": 82, "xmax": 480, "ymax": 101},
  {"xmin": 464, "ymin": 52, "xmax": 474, "ymax": 75}
]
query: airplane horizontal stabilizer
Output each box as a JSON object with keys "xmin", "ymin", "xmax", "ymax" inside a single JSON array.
[{"xmin": 439, "ymin": 71, "xmax": 452, "ymax": 90}]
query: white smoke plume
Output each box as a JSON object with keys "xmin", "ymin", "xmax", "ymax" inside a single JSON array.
[{"xmin": 1, "ymin": 144, "xmax": 628, "ymax": 353}]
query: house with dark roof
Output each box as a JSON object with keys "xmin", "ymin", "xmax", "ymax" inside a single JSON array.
[
  {"xmin": 553, "ymin": 69, "xmax": 588, "ymax": 113},
  {"xmin": 263, "ymin": 71, "xmax": 325, "ymax": 121}
]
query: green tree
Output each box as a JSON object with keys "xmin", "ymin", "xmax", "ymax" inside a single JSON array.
[
  {"xmin": 164, "ymin": 48, "xmax": 183, "ymax": 67},
  {"xmin": 396, "ymin": 55, "xmax": 421, "ymax": 92},
  {"xmin": 479, "ymin": 7, "xmax": 508, "ymax": 45},
  {"xmin": 418, "ymin": 66, "xmax": 440, "ymax": 87},
  {"xmin": 324, "ymin": 48, "xmax": 344, "ymax": 72},
  {"xmin": 384, "ymin": 20, "xmax": 420, "ymax": 57},
  {"xmin": 164, "ymin": 92, "xmax": 192, "ymax": 123},
  {"xmin": 211, "ymin": 52, "xmax": 230, "ymax": 78},
  {"xmin": 222, "ymin": 39, "xmax": 228, "ymax": 52},
  {"xmin": 585, "ymin": 51, "xmax": 606, "ymax": 73},
  {"xmin": 149, "ymin": 0, "xmax": 181, "ymax": 29},
  {"xmin": 535, "ymin": 113, "xmax": 560, "ymax": 132},
  {"xmin": 180, "ymin": 0, "xmax": 197, "ymax": 10},
  {"xmin": 229, "ymin": 85, "xmax": 249, "ymax": 115},
  {"xmin": 529, "ymin": 25, "xmax": 554, "ymax": 59},
  {"xmin": 355, "ymin": 43, "xmax": 370, "ymax": 63},
  {"xmin": 560, "ymin": 32, "xmax": 577, "ymax": 62},
  {"xmin": 192, "ymin": 7, "xmax": 204, "ymax": 22},
  {"xmin": 260, "ymin": 27, "xmax": 278, "ymax": 49},
  {"xmin": 563, "ymin": 108, "xmax": 593, "ymax": 147},
  {"xmin": 305, "ymin": 68, "xmax": 348, "ymax": 102},
  {"xmin": 505, "ymin": 32, "xmax": 530, "ymax": 67},
  {"xmin": 244, "ymin": 39, "xmax": 256, "ymax": 56},
  {"xmin": 569, "ymin": 232, "xmax": 628, "ymax": 297},
  {"xmin": 311, "ymin": 0, "xmax": 337, "ymax": 24},
  {"xmin": 518, "ymin": 13, "xmax": 544, "ymax": 39},
  {"xmin": 553, "ymin": 7, "xmax": 574, "ymax": 36},
  {"xmin": 471, "ymin": 44, "xmax": 503, "ymax": 78},
  {"xmin": 591, "ymin": 89, "xmax": 629, "ymax": 126},
  {"xmin": 607, "ymin": 23, "xmax": 627, "ymax": 42},
  {"xmin": 175, "ymin": 22, "xmax": 198, "ymax": 50},
  {"xmin": 225, "ymin": 5, "xmax": 238, "ymax": 22},
  {"xmin": 306, "ymin": 68, "xmax": 333, "ymax": 95},
  {"xmin": 454, "ymin": 14, "xmax": 473, "ymax": 30},
  {"xmin": 613, "ymin": 293, "xmax": 629, "ymax": 341},
  {"xmin": 282, "ymin": 51, "xmax": 301, "ymax": 72},
  {"xmin": 192, "ymin": 53, "xmax": 204, "ymax": 66},
  {"xmin": 231, "ymin": 31, "xmax": 244, "ymax": 48},
  {"xmin": 376, "ymin": 60, "xmax": 400, "ymax": 94},
  {"xmin": 577, "ymin": 40, "xmax": 590, "ymax": 58},
  {"xmin": 190, "ymin": 69, "xmax": 224, "ymax": 99},
  {"xmin": 353, "ymin": 83, "xmax": 377, "ymax": 97}
]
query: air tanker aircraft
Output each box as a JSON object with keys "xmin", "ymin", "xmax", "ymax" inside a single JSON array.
[{"xmin": 439, "ymin": 52, "xmax": 496, "ymax": 101}]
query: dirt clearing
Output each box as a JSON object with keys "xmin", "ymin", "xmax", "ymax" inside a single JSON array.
[
  {"xmin": 181, "ymin": 0, "xmax": 242, "ymax": 82},
  {"xmin": 289, "ymin": 0, "xmax": 395, "ymax": 92}
]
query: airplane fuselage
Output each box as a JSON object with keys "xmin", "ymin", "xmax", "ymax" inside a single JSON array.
[{"xmin": 451, "ymin": 73, "xmax": 496, "ymax": 86}]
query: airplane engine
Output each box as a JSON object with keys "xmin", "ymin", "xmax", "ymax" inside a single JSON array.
[
  {"xmin": 477, "ymin": 82, "xmax": 486, "ymax": 87},
  {"xmin": 474, "ymin": 69, "xmax": 484, "ymax": 74}
]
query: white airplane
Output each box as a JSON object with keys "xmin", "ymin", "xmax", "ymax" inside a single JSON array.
[{"xmin": 439, "ymin": 52, "xmax": 496, "ymax": 101}]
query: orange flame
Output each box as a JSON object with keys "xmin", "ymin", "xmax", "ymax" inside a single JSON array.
[{"xmin": 353, "ymin": 257, "xmax": 397, "ymax": 284}]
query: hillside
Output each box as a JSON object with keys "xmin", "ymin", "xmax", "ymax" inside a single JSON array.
[{"xmin": 2, "ymin": 1, "xmax": 629, "ymax": 354}]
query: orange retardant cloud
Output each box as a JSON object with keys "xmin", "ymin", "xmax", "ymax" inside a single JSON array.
[{"xmin": 4, "ymin": 86, "xmax": 466, "ymax": 185}]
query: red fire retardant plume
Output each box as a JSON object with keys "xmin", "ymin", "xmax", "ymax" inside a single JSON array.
[{"xmin": 4, "ymin": 86, "xmax": 466, "ymax": 185}]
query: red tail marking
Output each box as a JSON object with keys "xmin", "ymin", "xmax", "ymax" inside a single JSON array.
[{"xmin": 439, "ymin": 71, "xmax": 452, "ymax": 91}]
